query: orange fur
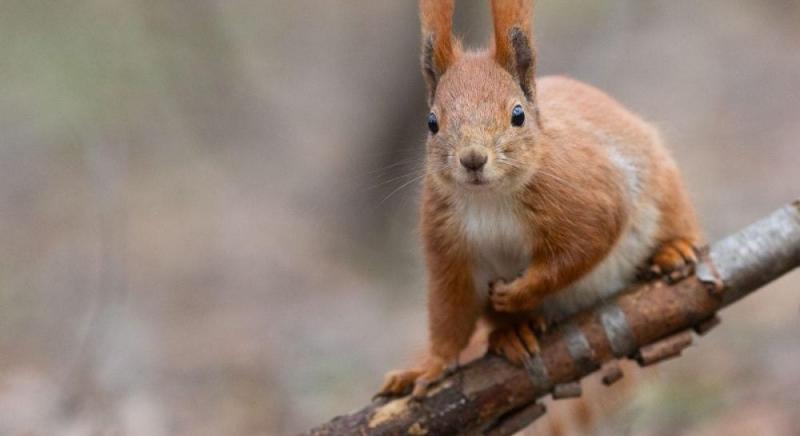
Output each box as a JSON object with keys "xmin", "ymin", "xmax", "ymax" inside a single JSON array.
[
  {"xmin": 419, "ymin": 0, "xmax": 457, "ymax": 69},
  {"xmin": 491, "ymin": 0, "xmax": 534, "ymax": 75},
  {"xmin": 379, "ymin": 1, "xmax": 701, "ymax": 432},
  {"xmin": 419, "ymin": 0, "xmax": 459, "ymax": 103}
]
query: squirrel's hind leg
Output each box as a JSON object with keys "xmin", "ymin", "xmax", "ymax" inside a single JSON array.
[
  {"xmin": 488, "ymin": 321, "xmax": 540, "ymax": 366},
  {"xmin": 648, "ymin": 238, "xmax": 699, "ymax": 280}
]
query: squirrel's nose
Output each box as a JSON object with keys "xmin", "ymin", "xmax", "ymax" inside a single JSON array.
[{"xmin": 459, "ymin": 149, "xmax": 488, "ymax": 171}]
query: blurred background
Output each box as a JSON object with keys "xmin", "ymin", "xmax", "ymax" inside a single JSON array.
[{"xmin": 1, "ymin": 0, "xmax": 799, "ymax": 434}]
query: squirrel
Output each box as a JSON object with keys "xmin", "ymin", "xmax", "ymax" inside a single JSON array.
[{"xmin": 378, "ymin": 0, "xmax": 701, "ymax": 400}]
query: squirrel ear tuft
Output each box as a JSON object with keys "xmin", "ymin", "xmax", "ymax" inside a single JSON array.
[
  {"xmin": 491, "ymin": 0, "xmax": 537, "ymax": 103},
  {"xmin": 419, "ymin": 0, "xmax": 457, "ymax": 106}
]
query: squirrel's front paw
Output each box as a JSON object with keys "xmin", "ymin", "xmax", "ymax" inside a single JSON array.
[
  {"xmin": 490, "ymin": 279, "xmax": 538, "ymax": 312},
  {"xmin": 377, "ymin": 358, "xmax": 448, "ymax": 399}
]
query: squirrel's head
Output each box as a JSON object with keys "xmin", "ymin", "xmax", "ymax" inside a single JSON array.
[{"xmin": 420, "ymin": 0, "xmax": 541, "ymax": 194}]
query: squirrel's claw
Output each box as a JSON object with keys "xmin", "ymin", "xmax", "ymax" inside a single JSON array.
[
  {"xmin": 377, "ymin": 359, "xmax": 448, "ymax": 399},
  {"xmin": 649, "ymin": 238, "xmax": 699, "ymax": 282},
  {"xmin": 377, "ymin": 368, "xmax": 422, "ymax": 398},
  {"xmin": 489, "ymin": 322, "xmax": 540, "ymax": 366},
  {"xmin": 489, "ymin": 279, "xmax": 538, "ymax": 313}
]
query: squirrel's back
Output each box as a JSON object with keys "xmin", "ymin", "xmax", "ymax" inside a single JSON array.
[{"xmin": 526, "ymin": 75, "xmax": 699, "ymax": 321}]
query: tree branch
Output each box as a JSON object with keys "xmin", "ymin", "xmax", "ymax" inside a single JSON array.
[{"xmin": 306, "ymin": 200, "xmax": 800, "ymax": 436}]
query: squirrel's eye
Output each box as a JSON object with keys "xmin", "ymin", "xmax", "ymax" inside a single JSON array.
[
  {"xmin": 511, "ymin": 105, "xmax": 525, "ymax": 127},
  {"xmin": 427, "ymin": 112, "xmax": 439, "ymax": 134}
]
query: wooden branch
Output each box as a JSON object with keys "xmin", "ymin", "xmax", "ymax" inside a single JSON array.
[{"xmin": 306, "ymin": 200, "xmax": 800, "ymax": 436}]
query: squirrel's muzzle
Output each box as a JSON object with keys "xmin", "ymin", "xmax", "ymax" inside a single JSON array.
[{"xmin": 459, "ymin": 147, "xmax": 488, "ymax": 172}]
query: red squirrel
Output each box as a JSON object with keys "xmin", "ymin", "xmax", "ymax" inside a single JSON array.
[{"xmin": 378, "ymin": 0, "xmax": 701, "ymax": 398}]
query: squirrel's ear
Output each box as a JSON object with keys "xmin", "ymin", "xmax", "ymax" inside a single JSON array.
[
  {"xmin": 420, "ymin": 0, "xmax": 457, "ymax": 105},
  {"xmin": 491, "ymin": 0, "xmax": 537, "ymax": 103}
]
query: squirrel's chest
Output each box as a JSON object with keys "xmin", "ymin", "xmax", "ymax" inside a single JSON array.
[{"xmin": 455, "ymin": 196, "xmax": 532, "ymax": 296}]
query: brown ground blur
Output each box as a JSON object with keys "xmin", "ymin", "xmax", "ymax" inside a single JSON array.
[{"xmin": 1, "ymin": 1, "xmax": 799, "ymax": 435}]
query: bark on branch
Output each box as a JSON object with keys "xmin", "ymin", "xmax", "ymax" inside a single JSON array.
[{"xmin": 306, "ymin": 200, "xmax": 800, "ymax": 436}]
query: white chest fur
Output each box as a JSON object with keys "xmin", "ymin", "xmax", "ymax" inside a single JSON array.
[{"xmin": 454, "ymin": 193, "xmax": 532, "ymax": 297}]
